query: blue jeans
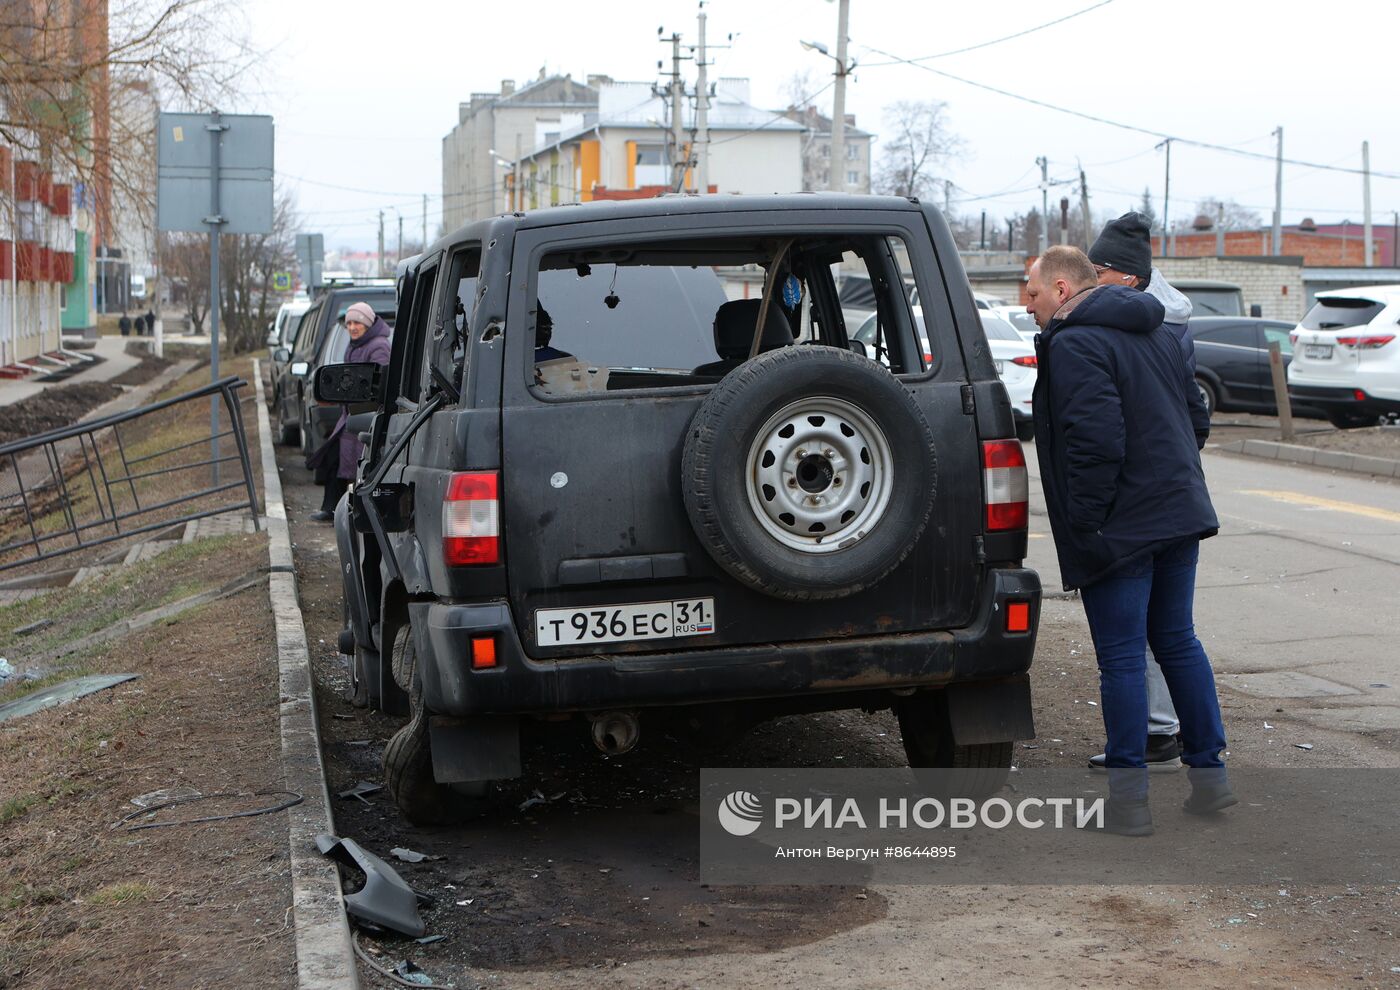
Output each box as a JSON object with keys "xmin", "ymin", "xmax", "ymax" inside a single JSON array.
[{"xmin": 1079, "ymin": 538, "xmax": 1227, "ymax": 795}]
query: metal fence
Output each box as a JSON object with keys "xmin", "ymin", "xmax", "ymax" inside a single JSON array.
[{"xmin": 0, "ymin": 376, "xmax": 260, "ymax": 574}]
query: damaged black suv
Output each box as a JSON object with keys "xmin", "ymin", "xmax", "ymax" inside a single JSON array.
[{"xmin": 318, "ymin": 195, "xmax": 1040, "ymax": 823}]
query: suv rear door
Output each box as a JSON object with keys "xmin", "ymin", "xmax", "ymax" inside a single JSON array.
[{"xmin": 497, "ymin": 208, "xmax": 987, "ymax": 660}]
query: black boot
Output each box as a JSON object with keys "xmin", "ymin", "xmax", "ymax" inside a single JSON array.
[{"xmin": 1183, "ymin": 768, "xmax": 1238, "ymax": 815}]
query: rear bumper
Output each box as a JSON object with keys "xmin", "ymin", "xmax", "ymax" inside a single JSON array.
[
  {"xmin": 411, "ymin": 567, "xmax": 1041, "ymax": 716},
  {"xmin": 1287, "ymin": 384, "xmax": 1400, "ymax": 416}
]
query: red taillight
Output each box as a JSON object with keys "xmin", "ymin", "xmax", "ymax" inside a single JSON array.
[
  {"xmin": 443, "ymin": 471, "xmax": 500, "ymax": 566},
  {"xmin": 1354, "ymin": 389, "xmax": 1368, "ymax": 402},
  {"xmin": 1005, "ymin": 600, "xmax": 1031, "ymax": 634},
  {"xmin": 923, "ymin": 352, "xmax": 934, "ymax": 364},
  {"xmin": 983, "ymin": 440, "xmax": 1029, "ymax": 532},
  {"xmin": 1289, "ymin": 332, "xmax": 1298, "ymax": 345},
  {"xmin": 1011, "ymin": 355, "xmax": 1037, "ymax": 367},
  {"xmin": 470, "ymin": 635, "xmax": 498, "ymax": 669},
  {"xmin": 1336, "ymin": 334, "xmax": 1394, "ymax": 349}
]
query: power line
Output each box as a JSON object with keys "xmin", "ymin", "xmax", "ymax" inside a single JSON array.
[
  {"xmin": 860, "ymin": 45, "xmax": 1400, "ymax": 180},
  {"xmin": 859, "ymin": 0, "xmax": 1115, "ymax": 65}
]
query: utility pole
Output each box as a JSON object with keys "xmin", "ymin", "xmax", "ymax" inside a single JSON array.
[
  {"xmin": 980, "ymin": 210, "xmax": 986, "ymax": 251},
  {"xmin": 1007, "ymin": 219, "xmax": 1014, "ymax": 253},
  {"xmin": 1059, "ymin": 197, "xmax": 1069, "ymax": 245},
  {"xmin": 422, "ymin": 194, "xmax": 427, "ymax": 251},
  {"xmin": 397, "ymin": 214, "xmax": 403, "ymax": 266},
  {"xmin": 1078, "ymin": 162, "xmax": 1091, "ymax": 250},
  {"xmin": 829, "ymin": 0, "xmax": 851, "ymax": 192},
  {"xmin": 1036, "ymin": 156, "xmax": 1048, "ymax": 255},
  {"xmin": 943, "ymin": 179, "xmax": 952, "ymax": 215},
  {"xmin": 1216, "ymin": 202, "xmax": 1225, "ymax": 256},
  {"xmin": 696, "ymin": 3, "xmax": 710, "ymax": 194},
  {"xmin": 1362, "ymin": 140, "xmax": 1373, "ymax": 267},
  {"xmin": 663, "ymin": 30, "xmax": 688, "ymax": 192},
  {"xmin": 1158, "ymin": 138, "xmax": 1172, "ymax": 256},
  {"xmin": 377, "ymin": 210, "xmax": 385, "ymax": 277},
  {"xmin": 206, "ymin": 110, "xmax": 229, "ymax": 486},
  {"xmin": 1271, "ymin": 126, "xmax": 1283, "ymax": 255}
]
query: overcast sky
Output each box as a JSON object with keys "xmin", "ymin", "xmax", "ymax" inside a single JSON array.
[{"xmin": 238, "ymin": 0, "xmax": 1398, "ymax": 252}]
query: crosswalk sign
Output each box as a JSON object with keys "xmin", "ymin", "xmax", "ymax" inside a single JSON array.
[{"xmin": 273, "ymin": 272, "xmax": 292, "ymax": 291}]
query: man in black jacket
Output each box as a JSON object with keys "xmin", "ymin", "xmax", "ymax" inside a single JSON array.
[{"xmin": 1027, "ymin": 245, "xmax": 1234, "ymax": 835}]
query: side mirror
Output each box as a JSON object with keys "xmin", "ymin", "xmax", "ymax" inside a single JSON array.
[
  {"xmin": 273, "ymin": 347, "xmax": 290, "ymax": 363},
  {"xmin": 849, "ymin": 340, "xmax": 868, "ymax": 359},
  {"xmin": 314, "ymin": 362, "xmax": 385, "ymax": 404},
  {"xmin": 1249, "ymin": 304, "xmax": 1263, "ymax": 318},
  {"xmin": 290, "ymin": 360, "xmax": 310, "ymax": 377}
]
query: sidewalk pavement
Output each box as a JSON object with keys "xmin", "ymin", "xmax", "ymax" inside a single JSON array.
[{"xmin": 0, "ymin": 336, "xmax": 146, "ymax": 408}]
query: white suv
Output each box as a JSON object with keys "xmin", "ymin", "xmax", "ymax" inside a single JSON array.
[{"xmin": 1287, "ymin": 286, "xmax": 1400, "ymax": 428}]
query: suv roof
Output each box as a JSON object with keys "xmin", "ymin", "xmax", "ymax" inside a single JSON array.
[
  {"xmin": 437, "ymin": 193, "xmax": 923, "ymax": 246},
  {"xmin": 1316, "ymin": 285, "xmax": 1400, "ymax": 303}
]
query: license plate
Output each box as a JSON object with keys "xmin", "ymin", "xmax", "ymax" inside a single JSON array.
[
  {"xmin": 1304, "ymin": 344, "xmax": 1333, "ymax": 359},
  {"xmin": 993, "ymin": 359, "xmax": 1005, "ymax": 374},
  {"xmin": 535, "ymin": 598, "xmax": 716, "ymax": 647}
]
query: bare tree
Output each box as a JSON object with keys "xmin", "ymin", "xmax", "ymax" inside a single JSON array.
[
  {"xmin": 873, "ymin": 100, "xmax": 962, "ymax": 200},
  {"xmin": 162, "ymin": 188, "xmax": 297, "ymax": 352},
  {"xmin": 1, "ymin": 1, "xmax": 257, "ymax": 214},
  {"xmin": 159, "ymin": 229, "xmax": 210, "ymax": 332},
  {"xmin": 1184, "ymin": 197, "xmax": 1263, "ymax": 231}
]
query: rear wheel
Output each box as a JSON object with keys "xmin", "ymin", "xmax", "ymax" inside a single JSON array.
[
  {"xmin": 1194, "ymin": 376, "xmax": 1217, "ymax": 418},
  {"xmin": 1327, "ymin": 411, "xmax": 1380, "ymax": 430},
  {"xmin": 383, "ymin": 670, "xmax": 488, "ymax": 826},
  {"xmin": 896, "ymin": 693, "xmax": 1012, "ymax": 798}
]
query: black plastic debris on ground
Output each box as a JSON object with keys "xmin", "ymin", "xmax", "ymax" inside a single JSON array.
[{"xmin": 315, "ymin": 834, "xmax": 428, "ymax": 936}]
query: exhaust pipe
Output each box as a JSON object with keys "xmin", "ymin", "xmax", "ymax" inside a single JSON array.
[{"xmin": 590, "ymin": 711, "xmax": 640, "ymax": 755}]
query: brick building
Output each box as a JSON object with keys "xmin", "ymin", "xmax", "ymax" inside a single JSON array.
[{"xmin": 1156, "ymin": 221, "xmax": 1397, "ymax": 268}]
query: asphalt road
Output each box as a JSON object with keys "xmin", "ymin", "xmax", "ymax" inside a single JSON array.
[{"xmin": 1025, "ymin": 443, "xmax": 1400, "ymax": 738}]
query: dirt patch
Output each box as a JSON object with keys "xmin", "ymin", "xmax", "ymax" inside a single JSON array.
[
  {"xmin": 0, "ymin": 532, "xmax": 268, "ymax": 679},
  {"xmin": 0, "ymin": 383, "xmax": 122, "ymax": 446},
  {"xmin": 108, "ymin": 348, "xmax": 174, "ymax": 389},
  {"xmin": 0, "ymin": 578, "xmax": 295, "ymax": 990},
  {"xmin": 1290, "ymin": 424, "xmax": 1400, "ymax": 460},
  {"xmin": 1206, "ymin": 412, "xmax": 1400, "ymax": 464}
]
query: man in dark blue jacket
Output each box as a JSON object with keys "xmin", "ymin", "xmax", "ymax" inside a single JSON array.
[{"xmin": 1028, "ymin": 245, "xmax": 1234, "ymax": 835}]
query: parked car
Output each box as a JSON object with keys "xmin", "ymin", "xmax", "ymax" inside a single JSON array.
[
  {"xmin": 271, "ymin": 285, "xmax": 397, "ymax": 448},
  {"xmin": 265, "ymin": 296, "xmax": 311, "ymax": 351},
  {"xmin": 990, "ymin": 304, "xmax": 1040, "ymax": 344},
  {"xmin": 298, "ymin": 307, "xmax": 395, "ymax": 459},
  {"xmin": 1175, "ymin": 279, "xmax": 1245, "ymax": 318},
  {"xmin": 854, "ymin": 309, "xmax": 1035, "ymax": 440},
  {"xmin": 319, "ymin": 194, "xmax": 1039, "ymax": 823},
  {"xmin": 980, "ymin": 313, "xmax": 1037, "ymax": 440},
  {"xmin": 1288, "ymin": 285, "xmax": 1400, "ymax": 428},
  {"xmin": 1187, "ymin": 317, "xmax": 1299, "ymax": 416}
]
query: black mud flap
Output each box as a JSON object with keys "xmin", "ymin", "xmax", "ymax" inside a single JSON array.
[
  {"xmin": 945, "ymin": 674, "xmax": 1035, "ymax": 745},
  {"xmin": 429, "ymin": 715, "xmax": 522, "ymax": 783}
]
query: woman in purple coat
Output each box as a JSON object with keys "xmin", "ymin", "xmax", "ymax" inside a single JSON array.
[{"xmin": 308, "ymin": 301, "xmax": 392, "ymax": 521}]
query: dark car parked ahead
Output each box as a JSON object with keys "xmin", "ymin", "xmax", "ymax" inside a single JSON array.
[
  {"xmin": 270, "ymin": 284, "xmax": 396, "ymax": 449},
  {"xmin": 1188, "ymin": 316, "xmax": 1302, "ymax": 416}
]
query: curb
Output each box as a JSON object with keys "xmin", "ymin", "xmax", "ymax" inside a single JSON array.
[
  {"xmin": 1213, "ymin": 438, "xmax": 1400, "ymax": 479},
  {"xmin": 252, "ymin": 360, "xmax": 360, "ymax": 990}
]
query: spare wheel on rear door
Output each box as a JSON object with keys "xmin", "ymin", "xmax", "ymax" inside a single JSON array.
[{"xmin": 682, "ymin": 346, "xmax": 936, "ymax": 600}]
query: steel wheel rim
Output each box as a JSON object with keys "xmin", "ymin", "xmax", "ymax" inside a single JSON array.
[{"xmin": 744, "ymin": 395, "xmax": 894, "ymax": 553}]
